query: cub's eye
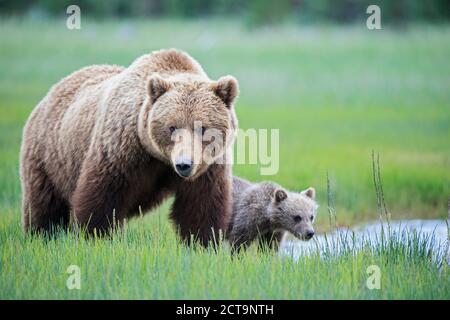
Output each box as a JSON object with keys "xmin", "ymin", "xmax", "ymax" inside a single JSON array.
[
  {"xmin": 310, "ymin": 215, "xmax": 314, "ymax": 221},
  {"xmin": 293, "ymin": 215, "xmax": 302, "ymax": 223},
  {"xmin": 169, "ymin": 126, "xmax": 176, "ymax": 134}
]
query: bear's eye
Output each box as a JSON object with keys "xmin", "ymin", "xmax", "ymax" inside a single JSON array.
[
  {"xmin": 293, "ymin": 215, "xmax": 302, "ymax": 223},
  {"xmin": 169, "ymin": 126, "xmax": 176, "ymax": 134},
  {"xmin": 310, "ymin": 215, "xmax": 314, "ymax": 221},
  {"xmin": 194, "ymin": 126, "xmax": 206, "ymax": 136}
]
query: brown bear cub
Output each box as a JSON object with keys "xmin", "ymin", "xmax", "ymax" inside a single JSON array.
[{"xmin": 227, "ymin": 176, "xmax": 318, "ymax": 252}]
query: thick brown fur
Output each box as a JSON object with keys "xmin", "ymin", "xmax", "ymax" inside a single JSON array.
[
  {"xmin": 20, "ymin": 49, "xmax": 239, "ymax": 246},
  {"xmin": 227, "ymin": 176, "xmax": 318, "ymax": 252}
]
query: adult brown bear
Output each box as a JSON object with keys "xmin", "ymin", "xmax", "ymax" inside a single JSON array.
[{"xmin": 20, "ymin": 49, "xmax": 239, "ymax": 246}]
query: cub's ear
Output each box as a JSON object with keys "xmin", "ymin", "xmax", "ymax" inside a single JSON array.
[
  {"xmin": 211, "ymin": 75, "xmax": 239, "ymax": 108},
  {"xmin": 274, "ymin": 189, "xmax": 288, "ymax": 203},
  {"xmin": 302, "ymin": 187, "xmax": 316, "ymax": 200},
  {"xmin": 147, "ymin": 75, "xmax": 171, "ymax": 103}
]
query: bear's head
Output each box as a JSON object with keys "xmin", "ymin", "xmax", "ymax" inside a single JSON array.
[
  {"xmin": 139, "ymin": 74, "xmax": 239, "ymax": 180},
  {"xmin": 269, "ymin": 187, "xmax": 318, "ymax": 241}
]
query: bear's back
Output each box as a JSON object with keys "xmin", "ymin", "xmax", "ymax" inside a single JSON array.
[
  {"xmin": 29, "ymin": 64, "xmax": 124, "ymax": 133},
  {"xmin": 22, "ymin": 64, "xmax": 125, "ymax": 198},
  {"xmin": 130, "ymin": 49, "xmax": 207, "ymax": 77}
]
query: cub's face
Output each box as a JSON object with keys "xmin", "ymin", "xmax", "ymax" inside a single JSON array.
[
  {"xmin": 270, "ymin": 187, "xmax": 318, "ymax": 241},
  {"xmin": 144, "ymin": 75, "xmax": 239, "ymax": 180}
]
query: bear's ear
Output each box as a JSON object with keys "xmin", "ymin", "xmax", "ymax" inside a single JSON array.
[
  {"xmin": 147, "ymin": 75, "xmax": 171, "ymax": 103},
  {"xmin": 274, "ymin": 189, "xmax": 288, "ymax": 203},
  {"xmin": 211, "ymin": 75, "xmax": 239, "ymax": 109},
  {"xmin": 302, "ymin": 187, "xmax": 316, "ymax": 200}
]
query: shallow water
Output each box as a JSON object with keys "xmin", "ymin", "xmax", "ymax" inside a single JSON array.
[{"xmin": 280, "ymin": 219, "xmax": 449, "ymax": 263}]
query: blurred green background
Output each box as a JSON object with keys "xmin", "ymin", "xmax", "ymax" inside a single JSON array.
[
  {"xmin": 0, "ymin": 1, "xmax": 449, "ymax": 231},
  {"xmin": 1, "ymin": 0, "xmax": 449, "ymax": 25}
]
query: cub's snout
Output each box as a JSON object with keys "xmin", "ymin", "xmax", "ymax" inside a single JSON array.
[{"xmin": 305, "ymin": 230, "xmax": 315, "ymax": 240}]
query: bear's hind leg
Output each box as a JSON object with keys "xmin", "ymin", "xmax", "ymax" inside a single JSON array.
[{"xmin": 22, "ymin": 166, "xmax": 70, "ymax": 234}]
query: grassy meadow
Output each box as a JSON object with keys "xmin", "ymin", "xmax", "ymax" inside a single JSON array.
[{"xmin": 0, "ymin": 18, "xmax": 449, "ymax": 299}]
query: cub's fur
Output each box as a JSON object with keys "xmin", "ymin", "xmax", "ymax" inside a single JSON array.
[{"xmin": 227, "ymin": 176, "xmax": 318, "ymax": 251}]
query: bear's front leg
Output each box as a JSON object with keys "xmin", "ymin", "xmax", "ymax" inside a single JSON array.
[
  {"xmin": 171, "ymin": 163, "xmax": 232, "ymax": 247},
  {"xmin": 71, "ymin": 158, "xmax": 128, "ymax": 235}
]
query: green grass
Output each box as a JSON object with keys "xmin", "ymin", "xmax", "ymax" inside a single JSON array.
[
  {"xmin": 0, "ymin": 18, "xmax": 449, "ymax": 299},
  {"xmin": 1, "ymin": 209, "xmax": 448, "ymax": 299}
]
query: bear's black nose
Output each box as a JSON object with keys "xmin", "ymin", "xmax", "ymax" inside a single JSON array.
[
  {"xmin": 175, "ymin": 159, "xmax": 193, "ymax": 177},
  {"xmin": 305, "ymin": 231, "xmax": 315, "ymax": 239}
]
